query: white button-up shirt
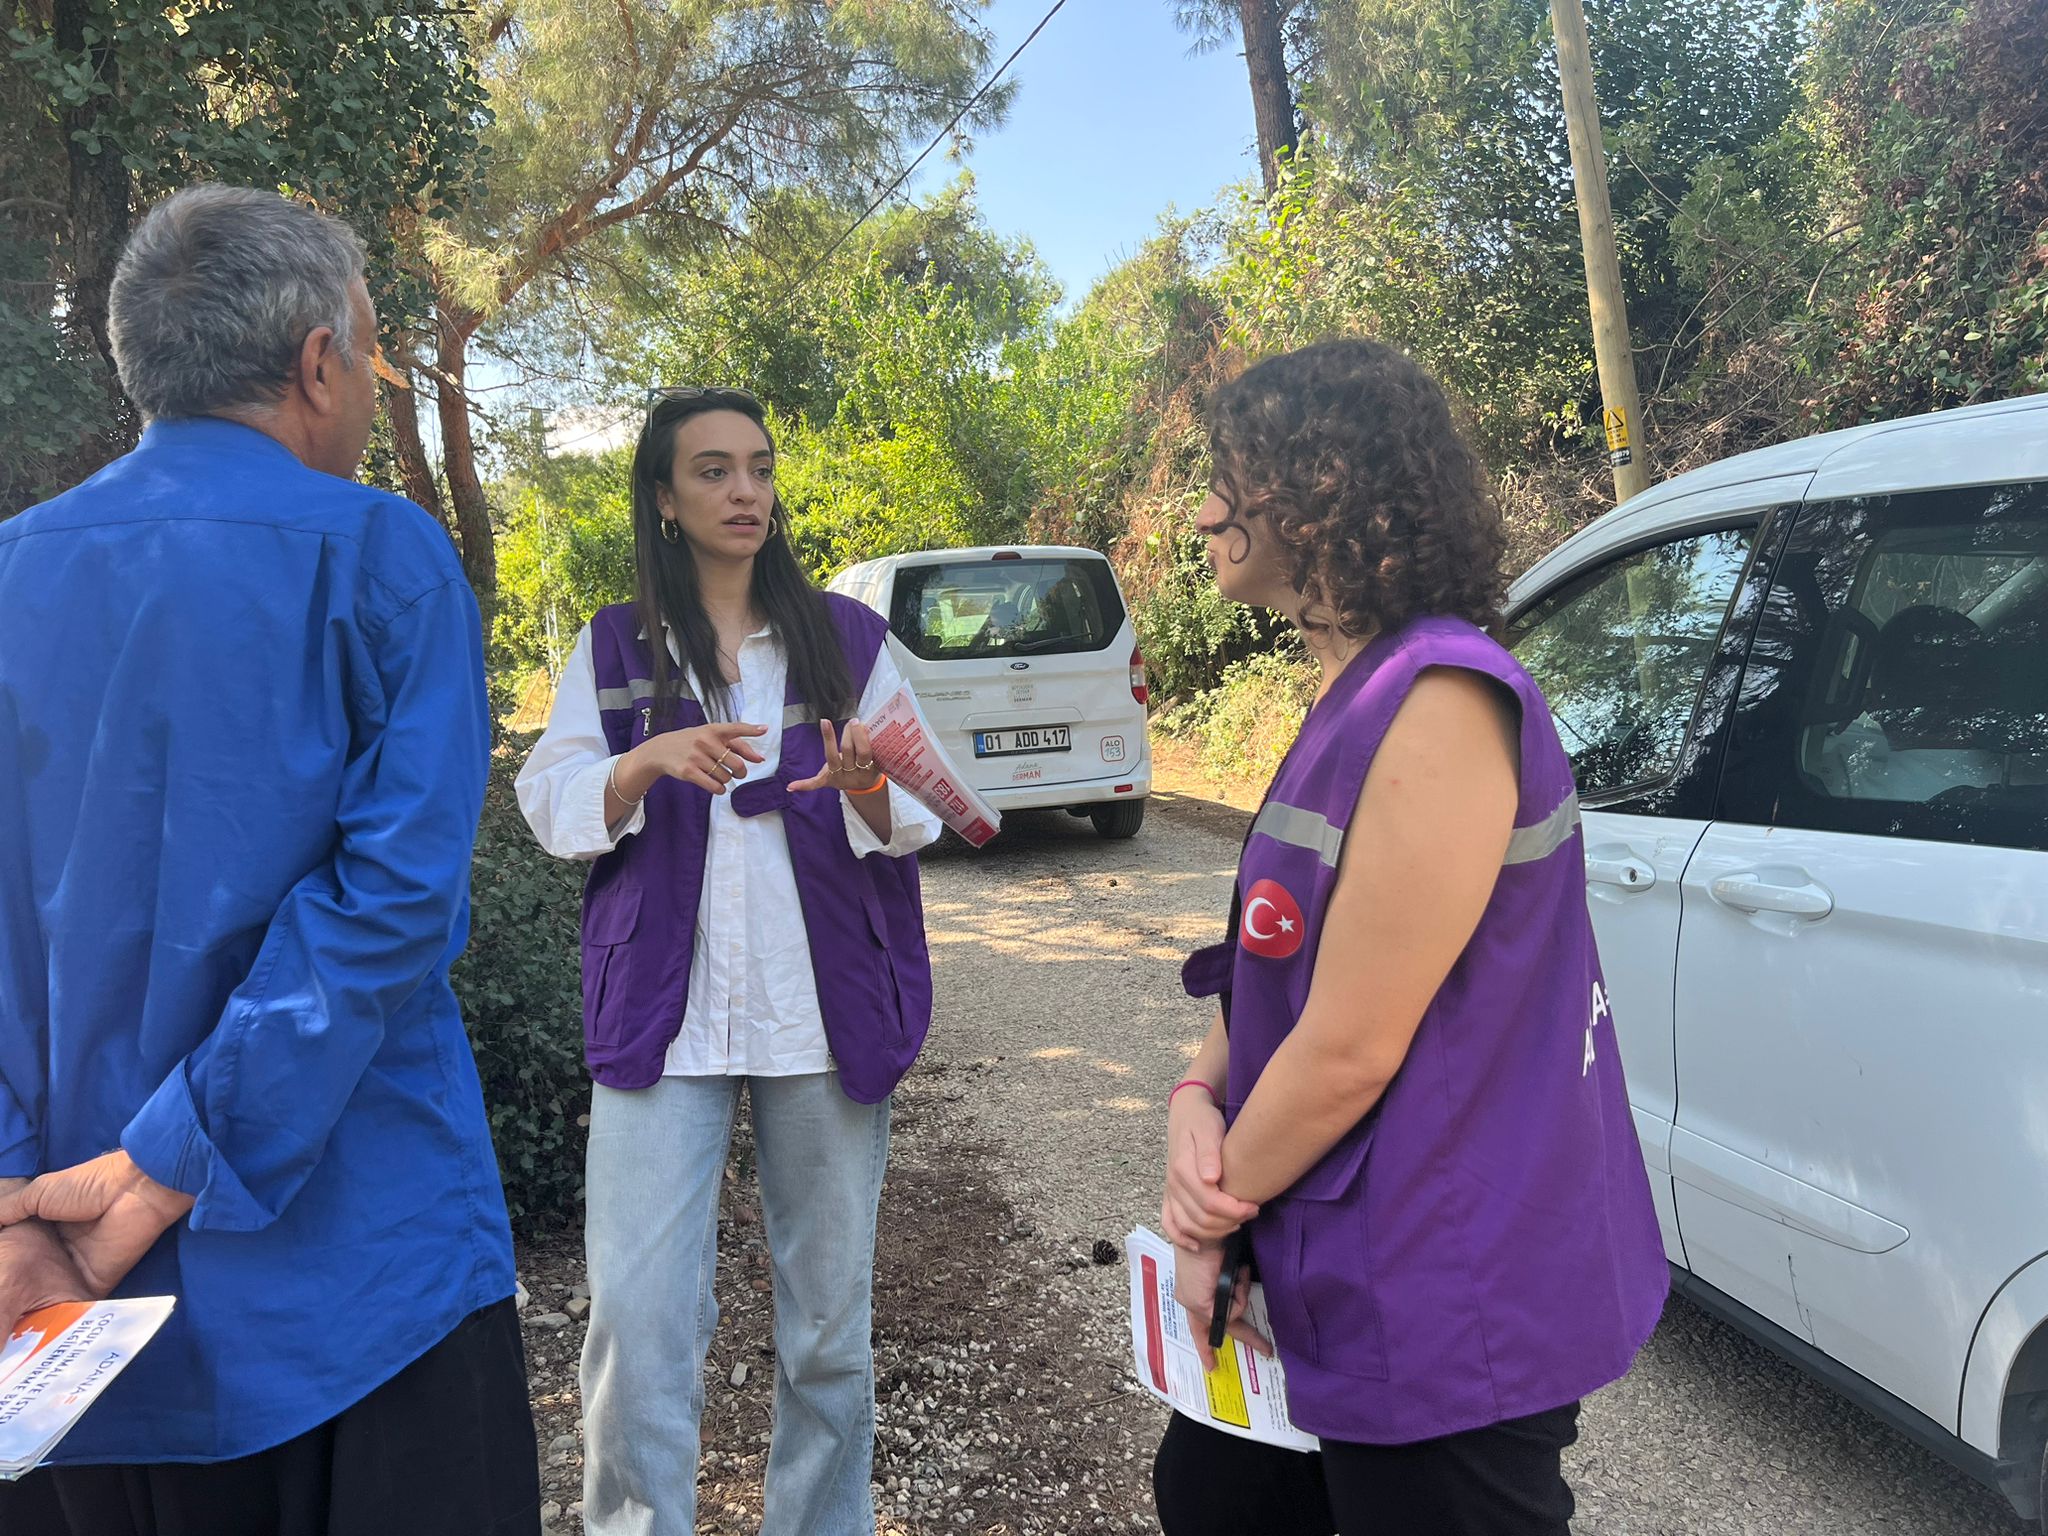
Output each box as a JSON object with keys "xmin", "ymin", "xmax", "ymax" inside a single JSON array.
[{"xmin": 516, "ymin": 622, "xmax": 941, "ymax": 1077}]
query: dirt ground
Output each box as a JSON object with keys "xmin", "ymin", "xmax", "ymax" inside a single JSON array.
[{"xmin": 520, "ymin": 1062, "xmax": 1162, "ymax": 1536}]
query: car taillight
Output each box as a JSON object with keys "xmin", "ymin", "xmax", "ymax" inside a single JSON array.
[{"xmin": 1130, "ymin": 645, "xmax": 1149, "ymax": 707}]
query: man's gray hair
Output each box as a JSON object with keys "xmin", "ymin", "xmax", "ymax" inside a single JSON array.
[{"xmin": 109, "ymin": 184, "xmax": 370, "ymax": 421}]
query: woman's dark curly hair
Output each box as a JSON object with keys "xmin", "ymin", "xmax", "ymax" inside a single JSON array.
[{"xmin": 1208, "ymin": 338, "xmax": 1507, "ymax": 639}]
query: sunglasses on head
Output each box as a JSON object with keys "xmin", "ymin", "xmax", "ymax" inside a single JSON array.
[{"xmin": 642, "ymin": 384, "xmax": 762, "ymax": 415}]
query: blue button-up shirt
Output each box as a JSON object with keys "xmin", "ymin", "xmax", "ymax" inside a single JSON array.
[{"xmin": 0, "ymin": 418, "xmax": 516, "ymax": 1463}]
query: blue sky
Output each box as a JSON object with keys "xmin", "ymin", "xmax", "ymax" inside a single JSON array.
[{"xmin": 928, "ymin": 0, "xmax": 1261, "ymax": 303}]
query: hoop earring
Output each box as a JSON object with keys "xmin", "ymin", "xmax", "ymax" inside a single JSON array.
[
  {"xmin": 660, "ymin": 518, "xmax": 680, "ymax": 545},
  {"xmin": 768, "ymin": 511, "xmax": 782, "ymax": 539}
]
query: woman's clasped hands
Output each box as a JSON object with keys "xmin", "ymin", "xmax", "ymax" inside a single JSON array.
[{"xmin": 1162, "ymin": 1083, "xmax": 1271, "ymax": 1370}]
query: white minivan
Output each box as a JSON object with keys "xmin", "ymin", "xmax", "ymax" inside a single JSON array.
[
  {"xmin": 1503, "ymin": 393, "xmax": 2048, "ymax": 1524},
  {"xmin": 829, "ymin": 545, "xmax": 1153, "ymax": 839}
]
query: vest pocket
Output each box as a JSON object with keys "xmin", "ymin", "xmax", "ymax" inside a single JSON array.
[
  {"xmin": 582, "ymin": 886, "xmax": 643, "ymax": 1050},
  {"xmin": 1181, "ymin": 942, "xmax": 1234, "ymax": 1000},
  {"xmin": 1252, "ymin": 1121, "xmax": 1388, "ymax": 1381},
  {"xmin": 859, "ymin": 887, "xmax": 907, "ymax": 1045}
]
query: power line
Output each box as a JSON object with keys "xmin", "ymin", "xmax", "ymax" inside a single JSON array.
[{"xmin": 707, "ymin": 0, "xmax": 1071, "ymax": 364}]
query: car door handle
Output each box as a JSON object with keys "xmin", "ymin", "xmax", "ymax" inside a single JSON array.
[
  {"xmin": 1709, "ymin": 872, "xmax": 1835, "ymax": 919},
  {"xmin": 1586, "ymin": 851, "xmax": 1656, "ymax": 891}
]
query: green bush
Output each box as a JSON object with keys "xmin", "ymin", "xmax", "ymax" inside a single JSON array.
[
  {"xmin": 452, "ymin": 734, "xmax": 591, "ymax": 1231},
  {"xmin": 1132, "ymin": 531, "xmax": 1268, "ymax": 706},
  {"xmin": 1157, "ymin": 644, "xmax": 1320, "ymax": 793}
]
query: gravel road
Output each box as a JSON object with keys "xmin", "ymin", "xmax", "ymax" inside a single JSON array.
[{"xmin": 916, "ymin": 792, "xmax": 2024, "ymax": 1536}]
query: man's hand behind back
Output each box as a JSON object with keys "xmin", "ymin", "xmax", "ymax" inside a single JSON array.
[
  {"xmin": 0, "ymin": 1210, "xmax": 95, "ymax": 1331},
  {"xmin": 0, "ymin": 1153, "xmax": 193, "ymax": 1306}
]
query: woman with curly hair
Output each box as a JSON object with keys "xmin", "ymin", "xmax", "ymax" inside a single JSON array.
[{"xmin": 1151, "ymin": 339, "xmax": 1666, "ymax": 1535}]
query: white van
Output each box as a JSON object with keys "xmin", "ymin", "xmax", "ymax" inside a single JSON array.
[
  {"xmin": 829, "ymin": 545, "xmax": 1152, "ymax": 838},
  {"xmin": 1503, "ymin": 393, "xmax": 2048, "ymax": 1524}
]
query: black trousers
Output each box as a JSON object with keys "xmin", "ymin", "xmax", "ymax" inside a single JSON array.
[
  {"xmin": 0, "ymin": 1300, "xmax": 539, "ymax": 1536},
  {"xmin": 1153, "ymin": 1402, "xmax": 1581, "ymax": 1536}
]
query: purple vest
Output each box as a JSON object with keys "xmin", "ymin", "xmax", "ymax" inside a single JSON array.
[
  {"xmin": 1184, "ymin": 617, "xmax": 1667, "ymax": 1444},
  {"xmin": 579, "ymin": 595, "xmax": 933, "ymax": 1103}
]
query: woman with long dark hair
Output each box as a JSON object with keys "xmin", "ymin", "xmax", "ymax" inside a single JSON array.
[
  {"xmin": 517, "ymin": 388, "xmax": 940, "ymax": 1536},
  {"xmin": 1151, "ymin": 340, "xmax": 1667, "ymax": 1535}
]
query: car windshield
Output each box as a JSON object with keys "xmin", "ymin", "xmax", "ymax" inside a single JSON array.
[{"xmin": 889, "ymin": 558, "xmax": 1125, "ymax": 661}]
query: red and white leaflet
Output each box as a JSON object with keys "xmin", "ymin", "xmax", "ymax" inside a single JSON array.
[
  {"xmin": 862, "ymin": 686, "xmax": 1002, "ymax": 848},
  {"xmin": 1124, "ymin": 1226, "xmax": 1316, "ymax": 1452}
]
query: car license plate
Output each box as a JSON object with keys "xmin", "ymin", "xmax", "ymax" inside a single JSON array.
[{"xmin": 973, "ymin": 725, "xmax": 1071, "ymax": 757}]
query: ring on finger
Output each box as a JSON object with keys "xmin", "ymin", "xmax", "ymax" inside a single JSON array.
[{"xmin": 855, "ymin": 759, "xmax": 876, "ymax": 772}]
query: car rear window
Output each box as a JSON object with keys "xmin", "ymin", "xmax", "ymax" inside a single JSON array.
[{"xmin": 889, "ymin": 557, "xmax": 1126, "ymax": 661}]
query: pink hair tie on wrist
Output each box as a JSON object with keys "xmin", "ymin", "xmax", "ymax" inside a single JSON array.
[{"xmin": 1168, "ymin": 1078, "xmax": 1220, "ymax": 1109}]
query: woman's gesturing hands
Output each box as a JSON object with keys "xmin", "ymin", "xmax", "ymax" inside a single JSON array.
[
  {"xmin": 605, "ymin": 717, "xmax": 888, "ymax": 836},
  {"xmin": 624, "ymin": 721, "xmax": 770, "ymax": 798},
  {"xmin": 789, "ymin": 718, "xmax": 884, "ymax": 797}
]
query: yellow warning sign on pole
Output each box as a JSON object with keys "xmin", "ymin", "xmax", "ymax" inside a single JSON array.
[{"xmin": 1603, "ymin": 406, "xmax": 1632, "ymax": 468}]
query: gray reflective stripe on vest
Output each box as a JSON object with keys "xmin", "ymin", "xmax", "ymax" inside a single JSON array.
[
  {"xmin": 1252, "ymin": 801, "xmax": 1346, "ymax": 868},
  {"xmin": 783, "ymin": 703, "xmax": 818, "ymax": 730},
  {"xmin": 595, "ymin": 678, "xmax": 657, "ymax": 711},
  {"xmin": 595, "ymin": 677, "xmax": 707, "ymax": 712},
  {"xmin": 1503, "ymin": 791, "xmax": 1580, "ymax": 866},
  {"xmin": 1255, "ymin": 789, "xmax": 1580, "ymax": 871}
]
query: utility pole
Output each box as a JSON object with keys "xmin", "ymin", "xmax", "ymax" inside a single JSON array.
[{"xmin": 1550, "ymin": 0, "xmax": 1650, "ymax": 502}]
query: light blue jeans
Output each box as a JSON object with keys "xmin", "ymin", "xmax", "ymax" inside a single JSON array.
[{"xmin": 581, "ymin": 1072, "xmax": 891, "ymax": 1536}]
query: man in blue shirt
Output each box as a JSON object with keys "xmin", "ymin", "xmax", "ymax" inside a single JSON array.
[{"xmin": 0, "ymin": 185, "xmax": 535, "ymax": 1534}]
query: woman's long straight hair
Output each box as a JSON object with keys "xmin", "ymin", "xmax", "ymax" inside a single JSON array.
[{"xmin": 629, "ymin": 391, "xmax": 852, "ymax": 725}]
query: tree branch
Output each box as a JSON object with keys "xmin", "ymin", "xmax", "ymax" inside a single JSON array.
[{"xmin": 503, "ymin": 85, "xmax": 761, "ymax": 309}]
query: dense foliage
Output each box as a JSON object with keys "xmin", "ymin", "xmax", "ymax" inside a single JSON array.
[
  {"xmin": 449, "ymin": 738, "xmax": 591, "ymax": 1230},
  {"xmin": 1, "ymin": 0, "xmax": 488, "ymax": 514}
]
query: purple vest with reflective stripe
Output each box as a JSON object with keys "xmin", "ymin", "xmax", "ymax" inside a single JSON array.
[
  {"xmin": 579, "ymin": 594, "xmax": 932, "ymax": 1102},
  {"xmin": 1184, "ymin": 616, "xmax": 1667, "ymax": 1444}
]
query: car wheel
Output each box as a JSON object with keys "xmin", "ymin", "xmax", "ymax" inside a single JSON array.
[{"xmin": 1089, "ymin": 800, "xmax": 1146, "ymax": 840}]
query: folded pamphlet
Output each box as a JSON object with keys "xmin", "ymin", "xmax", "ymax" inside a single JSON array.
[
  {"xmin": 1126, "ymin": 1226, "xmax": 1317, "ymax": 1451},
  {"xmin": 0, "ymin": 1297, "xmax": 175, "ymax": 1479},
  {"xmin": 862, "ymin": 686, "xmax": 1002, "ymax": 847}
]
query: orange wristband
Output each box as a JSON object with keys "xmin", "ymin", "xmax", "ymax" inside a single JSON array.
[{"xmin": 846, "ymin": 774, "xmax": 890, "ymax": 796}]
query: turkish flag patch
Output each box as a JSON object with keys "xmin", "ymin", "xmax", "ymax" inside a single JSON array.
[{"xmin": 1239, "ymin": 878, "xmax": 1305, "ymax": 959}]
